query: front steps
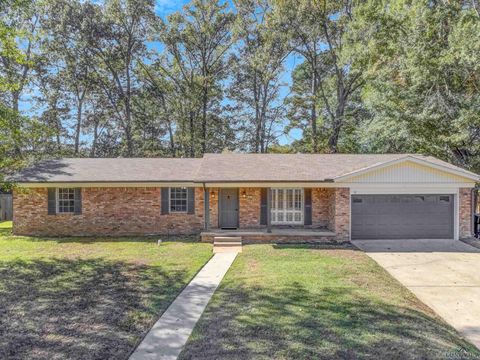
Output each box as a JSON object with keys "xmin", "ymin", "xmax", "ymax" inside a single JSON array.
[
  {"xmin": 213, "ymin": 236, "xmax": 242, "ymax": 253},
  {"xmin": 202, "ymin": 229, "xmax": 337, "ymax": 244}
]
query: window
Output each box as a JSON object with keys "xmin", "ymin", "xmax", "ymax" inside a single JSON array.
[
  {"xmin": 57, "ymin": 188, "xmax": 75, "ymax": 213},
  {"xmin": 170, "ymin": 187, "xmax": 188, "ymax": 213},
  {"xmin": 271, "ymin": 188, "xmax": 303, "ymax": 224}
]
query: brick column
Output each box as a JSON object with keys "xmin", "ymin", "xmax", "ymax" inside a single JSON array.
[
  {"xmin": 459, "ymin": 188, "xmax": 473, "ymax": 239},
  {"xmin": 204, "ymin": 187, "xmax": 209, "ymax": 230},
  {"xmin": 332, "ymin": 188, "xmax": 350, "ymax": 242}
]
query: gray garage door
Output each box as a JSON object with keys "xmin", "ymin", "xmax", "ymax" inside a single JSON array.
[{"xmin": 351, "ymin": 194, "xmax": 454, "ymax": 239}]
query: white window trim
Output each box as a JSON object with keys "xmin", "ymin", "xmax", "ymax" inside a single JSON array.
[
  {"xmin": 271, "ymin": 188, "xmax": 304, "ymax": 225},
  {"xmin": 169, "ymin": 187, "xmax": 188, "ymax": 213},
  {"xmin": 56, "ymin": 188, "xmax": 75, "ymax": 214}
]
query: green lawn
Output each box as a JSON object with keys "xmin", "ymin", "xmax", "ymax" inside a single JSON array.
[
  {"xmin": 0, "ymin": 221, "xmax": 212, "ymax": 360},
  {"xmin": 180, "ymin": 244, "xmax": 480, "ymax": 360}
]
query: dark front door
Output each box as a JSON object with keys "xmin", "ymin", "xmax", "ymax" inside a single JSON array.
[{"xmin": 219, "ymin": 188, "xmax": 239, "ymax": 229}]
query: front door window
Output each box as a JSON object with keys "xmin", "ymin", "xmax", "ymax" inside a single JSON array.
[{"xmin": 271, "ymin": 188, "xmax": 303, "ymax": 225}]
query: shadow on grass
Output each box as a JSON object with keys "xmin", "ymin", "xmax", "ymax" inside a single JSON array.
[
  {"xmin": 0, "ymin": 258, "xmax": 190, "ymax": 360},
  {"xmin": 0, "ymin": 227, "xmax": 12, "ymax": 237},
  {"xmin": 180, "ymin": 282, "xmax": 480, "ymax": 360},
  {"xmin": 6, "ymin": 234, "xmax": 201, "ymax": 244},
  {"xmin": 271, "ymin": 243, "xmax": 358, "ymax": 251}
]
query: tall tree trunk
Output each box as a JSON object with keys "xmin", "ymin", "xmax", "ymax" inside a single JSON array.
[
  {"xmin": 201, "ymin": 85, "xmax": 208, "ymax": 155},
  {"xmin": 11, "ymin": 91, "xmax": 22, "ymax": 157},
  {"xmin": 259, "ymin": 82, "xmax": 269, "ymax": 153},
  {"xmin": 310, "ymin": 63, "xmax": 318, "ymax": 153},
  {"xmin": 12, "ymin": 92, "xmax": 20, "ymax": 113},
  {"xmin": 189, "ymin": 110, "xmax": 195, "ymax": 157},
  {"xmin": 90, "ymin": 120, "xmax": 99, "ymax": 157},
  {"xmin": 253, "ymin": 72, "xmax": 261, "ymax": 153},
  {"xmin": 125, "ymin": 49, "xmax": 133, "ymax": 157},
  {"xmin": 74, "ymin": 99, "xmax": 83, "ymax": 155},
  {"xmin": 124, "ymin": 119, "xmax": 133, "ymax": 156},
  {"xmin": 166, "ymin": 118, "xmax": 176, "ymax": 157},
  {"xmin": 328, "ymin": 87, "xmax": 346, "ymax": 153}
]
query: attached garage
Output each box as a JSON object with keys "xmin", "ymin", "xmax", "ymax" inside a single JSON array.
[
  {"xmin": 339, "ymin": 157, "xmax": 479, "ymax": 241},
  {"xmin": 351, "ymin": 194, "xmax": 454, "ymax": 240}
]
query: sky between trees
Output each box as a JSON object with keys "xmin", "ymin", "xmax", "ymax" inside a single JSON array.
[{"xmin": 1, "ymin": 0, "xmax": 479, "ymax": 176}]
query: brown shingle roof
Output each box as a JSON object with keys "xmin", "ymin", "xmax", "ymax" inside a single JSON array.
[
  {"xmin": 10, "ymin": 158, "xmax": 203, "ymax": 183},
  {"xmin": 10, "ymin": 153, "xmax": 479, "ymax": 183},
  {"xmin": 196, "ymin": 153, "xmax": 479, "ymax": 182}
]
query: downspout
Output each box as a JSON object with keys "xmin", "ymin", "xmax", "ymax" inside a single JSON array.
[{"xmin": 473, "ymin": 185, "xmax": 480, "ymax": 238}]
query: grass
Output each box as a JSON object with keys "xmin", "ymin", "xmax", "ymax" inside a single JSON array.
[
  {"xmin": 0, "ymin": 221, "xmax": 212, "ymax": 360},
  {"xmin": 180, "ymin": 244, "xmax": 480, "ymax": 360}
]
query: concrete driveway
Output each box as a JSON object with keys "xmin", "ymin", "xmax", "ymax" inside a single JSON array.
[{"xmin": 353, "ymin": 239, "xmax": 480, "ymax": 350}]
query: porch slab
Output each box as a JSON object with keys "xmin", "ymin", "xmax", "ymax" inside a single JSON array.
[{"xmin": 201, "ymin": 228, "xmax": 337, "ymax": 243}]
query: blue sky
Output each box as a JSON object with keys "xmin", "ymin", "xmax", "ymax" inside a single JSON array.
[
  {"xmin": 21, "ymin": 0, "xmax": 303, "ymax": 146},
  {"xmin": 151, "ymin": 0, "xmax": 303, "ymax": 145}
]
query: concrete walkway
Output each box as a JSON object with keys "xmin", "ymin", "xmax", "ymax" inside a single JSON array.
[
  {"xmin": 353, "ymin": 239, "xmax": 480, "ymax": 350},
  {"xmin": 130, "ymin": 252, "xmax": 238, "ymax": 360}
]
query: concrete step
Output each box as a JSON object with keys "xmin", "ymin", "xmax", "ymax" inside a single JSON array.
[
  {"xmin": 214, "ymin": 246, "xmax": 242, "ymax": 254},
  {"xmin": 214, "ymin": 241, "xmax": 242, "ymax": 246},
  {"xmin": 213, "ymin": 236, "xmax": 242, "ymax": 244},
  {"xmin": 213, "ymin": 236, "xmax": 242, "ymax": 254}
]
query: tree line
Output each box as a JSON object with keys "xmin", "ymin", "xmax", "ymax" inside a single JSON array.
[{"xmin": 1, "ymin": 0, "xmax": 479, "ymax": 175}]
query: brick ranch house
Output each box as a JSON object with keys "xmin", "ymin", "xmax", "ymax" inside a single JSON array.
[{"xmin": 10, "ymin": 153, "xmax": 479, "ymax": 242}]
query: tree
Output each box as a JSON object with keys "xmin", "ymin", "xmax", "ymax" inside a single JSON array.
[
  {"xmin": 0, "ymin": 0, "xmax": 41, "ymax": 113},
  {"xmin": 229, "ymin": 0, "xmax": 289, "ymax": 153},
  {"xmin": 270, "ymin": 0, "xmax": 364, "ymax": 153},
  {"xmin": 42, "ymin": 0, "xmax": 96, "ymax": 155},
  {"xmin": 151, "ymin": 0, "xmax": 235, "ymax": 156},
  {"xmin": 348, "ymin": 0, "xmax": 480, "ymax": 171},
  {"xmin": 0, "ymin": 0, "xmax": 51, "ymax": 184},
  {"xmin": 84, "ymin": 0, "xmax": 156, "ymax": 156}
]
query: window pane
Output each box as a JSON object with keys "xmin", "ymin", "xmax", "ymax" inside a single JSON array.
[
  {"xmin": 170, "ymin": 187, "xmax": 187, "ymax": 212},
  {"xmin": 57, "ymin": 188, "xmax": 75, "ymax": 213},
  {"xmin": 278, "ymin": 190, "xmax": 283, "ymax": 210},
  {"xmin": 286, "ymin": 189, "xmax": 293, "ymax": 210},
  {"xmin": 271, "ymin": 188, "xmax": 304, "ymax": 224},
  {"xmin": 295, "ymin": 189, "xmax": 302, "ymax": 210}
]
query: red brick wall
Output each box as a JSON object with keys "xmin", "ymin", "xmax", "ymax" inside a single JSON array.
[
  {"xmin": 206, "ymin": 188, "xmax": 219, "ymax": 229},
  {"xmin": 312, "ymin": 188, "xmax": 334, "ymax": 228},
  {"xmin": 13, "ymin": 186, "xmax": 351, "ymax": 241},
  {"xmin": 459, "ymin": 188, "xmax": 473, "ymax": 239},
  {"xmin": 13, "ymin": 187, "xmax": 206, "ymax": 236},
  {"xmin": 239, "ymin": 187, "xmax": 261, "ymax": 228},
  {"xmin": 328, "ymin": 188, "xmax": 350, "ymax": 241}
]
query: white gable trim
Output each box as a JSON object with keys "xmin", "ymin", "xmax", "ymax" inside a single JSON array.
[{"xmin": 335, "ymin": 156, "xmax": 479, "ymax": 183}]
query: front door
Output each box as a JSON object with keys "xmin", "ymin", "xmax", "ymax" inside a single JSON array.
[{"xmin": 219, "ymin": 188, "xmax": 239, "ymax": 229}]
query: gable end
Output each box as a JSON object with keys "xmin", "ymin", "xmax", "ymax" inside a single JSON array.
[{"xmin": 339, "ymin": 160, "xmax": 476, "ymax": 184}]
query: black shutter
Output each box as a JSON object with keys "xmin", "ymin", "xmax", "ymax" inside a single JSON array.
[
  {"xmin": 74, "ymin": 188, "xmax": 82, "ymax": 215},
  {"xmin": 187, "ymin": 188, "xmax": 195, "ymax": 214},
  {"xmin": 47, "ymin": 188, "xmax": 56, "ymax": 215},
  {"xmin": 260, "ymin": 188, "xmax": 267, "ymax": 225},
  {"xmin": 161, "ymin": 188, "xmax": 169, "ymax": 214},
  {"xmin": 304, "ymin": 188, "xmax": 312, "ymax": 225}
]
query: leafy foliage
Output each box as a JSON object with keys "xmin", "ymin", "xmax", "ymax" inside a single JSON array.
[
  {"xmin": 0, "ymin": 0, "xmax": 479, "ymax": 173},
  {"xmin": 348, "ymin": 0, "xmax": 480, "ymax": 172}
]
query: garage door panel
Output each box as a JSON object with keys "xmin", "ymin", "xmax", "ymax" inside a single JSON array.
[{"xmin": 351, "ymin": 194, "xmax": 453, "ymax": 240}]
